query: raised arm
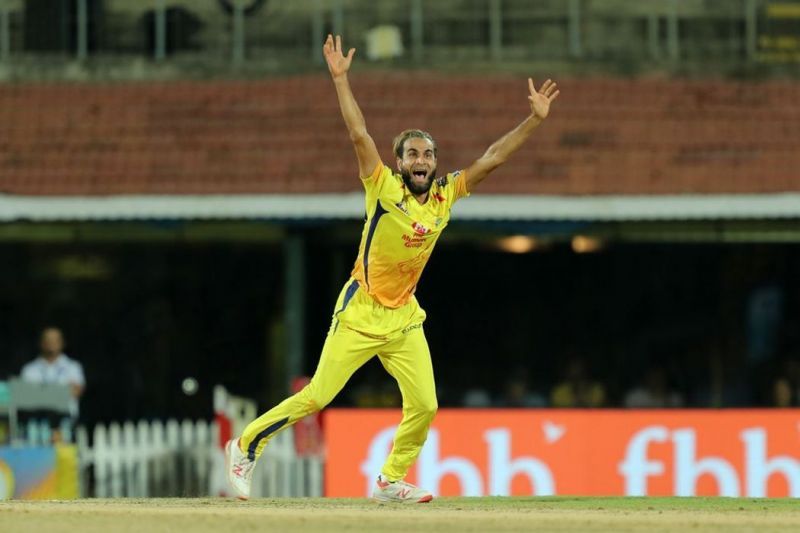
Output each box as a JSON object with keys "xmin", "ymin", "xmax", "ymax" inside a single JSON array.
[
  {"xmin": 323, "ymin": 34, "xmax": 381, "ymax": 179},
  {"xmin": 464, "ymin": 78, "xmax": 559, "ymax": 191}
]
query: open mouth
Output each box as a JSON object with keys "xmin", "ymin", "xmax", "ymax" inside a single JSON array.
[{"xmin": 412, "ymin": 170, "xmax": 427, "ymax": 179}]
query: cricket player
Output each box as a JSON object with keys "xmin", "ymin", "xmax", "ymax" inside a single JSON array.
[{"xmin": 225, "ymin": 34, "xmax": 559, "ymax": 502}]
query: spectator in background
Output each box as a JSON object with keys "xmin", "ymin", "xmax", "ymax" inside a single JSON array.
[
  {"xmin": 458, "ymin": 365, "xmax": 493, "ymax": 407},
  {"xmin": 462, "ymin": 388, "xmax": 492, "ymax": 407},
  {"xmin": 624, "ymin": 366, "xmax": 683, "ymax": 408},
  {"xmin": 550, "ymin": 356, "xmax": 605, "ymax": 408},
  {"xmin": 692, "ymin": 339, "xmax": 753, "ymax": 407},
  {"xmin": 495, "ymin": 368, "xmax": 546, "ymax": 407},
  {"xmin": 20, "ymin": 327, "xmax": 85, "ymax": 417},
  {"xmin": 745, "ymin": 251, "xmax": 786, "ymax": 369},
  {"xmin": 349, "ymin": 363, "xmax": 402, "ymax": 408},
  {"xmin": 772, "ymin": 358, "xmax": 800, "ymax": 407}
]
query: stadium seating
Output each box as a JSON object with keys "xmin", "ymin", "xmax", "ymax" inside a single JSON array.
[{"xmin": 1, "ymin": 76, "xmax": 798, "ymax": 196}]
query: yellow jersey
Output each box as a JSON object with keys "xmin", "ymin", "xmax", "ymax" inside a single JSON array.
[{"xmin": 350, "ymin": 163, "xmax": 470, "ymax": 308}]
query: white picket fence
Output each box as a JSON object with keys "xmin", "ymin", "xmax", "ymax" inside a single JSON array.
[{"xmin": 75, "ymin": 419, "xmax": 323, "ymax": 498}]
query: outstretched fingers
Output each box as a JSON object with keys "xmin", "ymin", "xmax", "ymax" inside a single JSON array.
[
  {"xmin": 324, "ymin": 34, "xmax": 351, "ymax": 62},
  {"xmin": 324, "ymin": 34, "xmax": 335, "ymax": 57},
  {"xmin": 528, "ymin": 77, "xmax": 536, "ymax": 96},
  {"xmin": 533, "ymin": 78, "xmax": 559, "ymax": 101}
]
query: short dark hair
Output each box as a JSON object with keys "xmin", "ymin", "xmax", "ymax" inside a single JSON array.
[
  {"xmin": 41, "ymin": 326, "xmax": 63, "ymax": 337},
  {"xmin": 392, "ymin": 129, "xmax": 437, "ymax": 159}
]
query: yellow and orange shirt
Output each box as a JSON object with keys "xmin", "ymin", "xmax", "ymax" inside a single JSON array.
[{"xmin": 350, "ymin": 163, "xmax": 470, "ymax": 308}]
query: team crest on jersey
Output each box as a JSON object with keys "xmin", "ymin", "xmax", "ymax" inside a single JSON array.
[
  {"xmin": 411, "ymin": 221, "xmax": 432, "ymax": 235},
  {"xmin": 395, "ymin": 201, "xmax": 409, "ymax": 215},
  {"xmin": 434, "ymin": 217, "xmax": 443, "ymax": 227}
]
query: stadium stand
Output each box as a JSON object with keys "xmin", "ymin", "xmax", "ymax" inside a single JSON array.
[{"xmin": 1, "ymin": 76, "xmax": 798, "ymax": 197}]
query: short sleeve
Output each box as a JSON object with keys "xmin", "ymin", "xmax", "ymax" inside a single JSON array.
[
  {"xmin": 67, "ymin": 360, "xmax": 86, "ymax": 387},
  {"xmin": 360, "ymin": 162, "xmax": 389, "ymax": 186},
  {"xmin": 440, "ymin": 170, "xmax": 470, "ymax": 210},
  {"xmin": 20, "ymin": 361, "xmax": 39, "ymax": 382},
  {"xmin": 361, "ymin": 163, "xmax": 392, "ymax": 210},
  {"xmin": 452, "ymin": 170, "xmax": 470, "ymax": 201}
]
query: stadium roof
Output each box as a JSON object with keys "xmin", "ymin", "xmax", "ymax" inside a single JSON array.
[{"xmin": 2, "ymin": 192, "xmax": 799, "ymax": 222}]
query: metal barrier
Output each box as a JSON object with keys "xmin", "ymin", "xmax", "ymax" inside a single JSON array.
[
  {"xmin": 0, "ymin": 0, "xmax": 791, "ymax": 70},
  {"xmin": 73, "ymin": 419, "xmax": 323, "ymax": 498}
]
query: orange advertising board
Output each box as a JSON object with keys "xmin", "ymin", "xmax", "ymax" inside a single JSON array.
[{"xmin": 324, "ymin": 409, "xmax": 800, "ymax": 497}]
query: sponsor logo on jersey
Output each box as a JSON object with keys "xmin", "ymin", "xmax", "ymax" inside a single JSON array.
[
  {"xmin": 395, "ymin": 201, "xmax": 409, "ymax": 215},
  {"xmin": 402, "ymin": 234, "xmax": 425, "ymax": 248},
  {"xmin": 401, "ymin": 322, "xmax": 423, "ymax": 335},
  {"xmin": 411, "ymin": 222, "xmax": 431, "ymax": 235}
]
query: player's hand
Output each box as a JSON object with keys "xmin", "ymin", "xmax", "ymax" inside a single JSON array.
[
  {"xmin": 323, "ymin": 34, "xmax": 355, "ymax": 79},
  {"xmin": 528, "ymin": 78, "xmax": 559, "ymax": 120}
]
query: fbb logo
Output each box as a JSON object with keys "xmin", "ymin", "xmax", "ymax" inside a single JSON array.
[
  {"xmin": 619, "ymin": 426, "xmax": 800, "ymax": 497},
  {"xmin": 323, "ymin": 409, "xmax": 800, "ymax": 497},
  {"xmin": 360, "ymin": 426, "xmax": 555, "ymax": 497}
]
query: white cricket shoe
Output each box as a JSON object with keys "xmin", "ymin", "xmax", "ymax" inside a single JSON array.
[
  {"xmin": 372, "ymin": 475, "xmax": 433, "ymax": 504},
  {"xmin": 225, "ymin": 438, "xmax": 255, "ymax": 500}
]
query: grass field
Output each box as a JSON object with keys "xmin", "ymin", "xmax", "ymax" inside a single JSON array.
[{"xmin": 2, "ymin": 497, "xmax": 800, "ymax": 532}]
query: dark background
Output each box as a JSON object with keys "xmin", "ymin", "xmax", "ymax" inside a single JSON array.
[{"xmin": 2, "ymin": 225, "xmax": 798, "ymax": 426}]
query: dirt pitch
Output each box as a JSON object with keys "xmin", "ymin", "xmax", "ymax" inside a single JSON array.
[{"xmin": 2, "ymin": 497, "xmax": 800, "ymax": 532}]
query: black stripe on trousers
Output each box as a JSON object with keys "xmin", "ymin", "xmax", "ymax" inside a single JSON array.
[{"xmin": 247, "ymin": 417, "xmax": 289, "ymax": 461}]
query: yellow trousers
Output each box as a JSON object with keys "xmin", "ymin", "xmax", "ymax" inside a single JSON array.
[{"xmin": 239, "ymin": 279, "xmax": 437, "ymax": 481}]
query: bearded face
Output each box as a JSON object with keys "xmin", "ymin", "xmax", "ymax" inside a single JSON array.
[
  {"xmin": 397, "ymin": 136, "xmax": 438, "ymax": 197},
  {"xmin": 400, "ymin": 167, "xmax": 437, "ymax": 195}
]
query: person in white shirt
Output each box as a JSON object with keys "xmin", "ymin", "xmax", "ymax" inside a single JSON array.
[
  {"xmin": 20, "ymin": 327, "xmax": 85, "ymax": 417},
  {"xmin": 624, "ymin": 365, "xmax": 683, "ymax": 409}
]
